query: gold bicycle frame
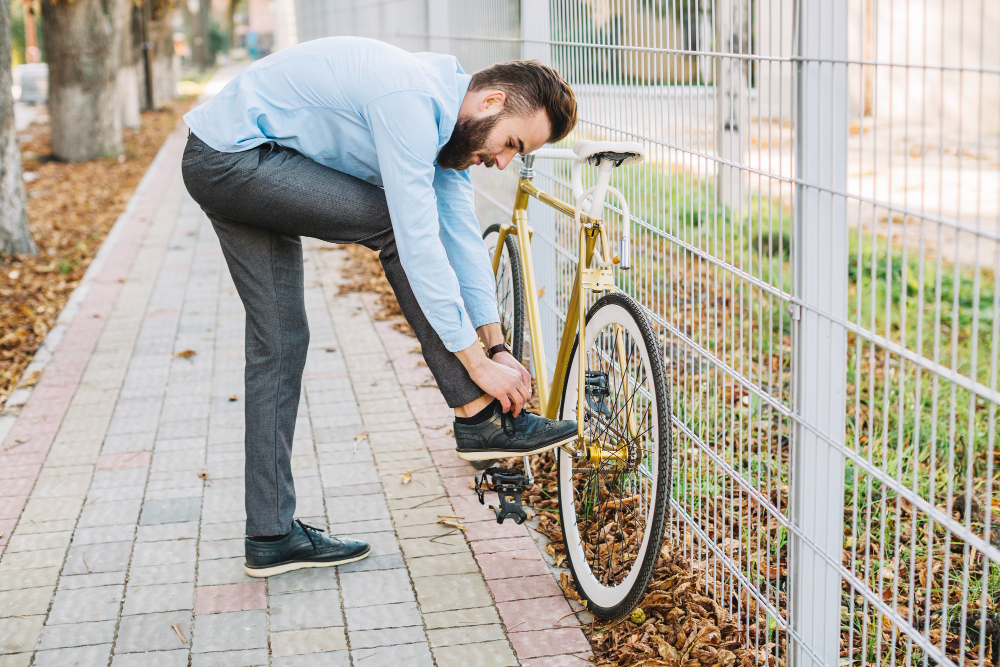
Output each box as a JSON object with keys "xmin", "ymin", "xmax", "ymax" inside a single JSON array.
[{"xmin": 491, "ymin": 158, "xmax": 634, "ymax": 449}]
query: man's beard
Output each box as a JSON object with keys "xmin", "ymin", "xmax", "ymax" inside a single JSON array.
[{"xmin": 437, "ymin": 113, "xmax": 502, "ymax": 170}]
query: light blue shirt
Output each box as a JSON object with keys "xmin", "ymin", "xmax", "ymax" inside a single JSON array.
[{"xmin": 184, "ymin": 37, "xmax": 499, "ymax": 352}]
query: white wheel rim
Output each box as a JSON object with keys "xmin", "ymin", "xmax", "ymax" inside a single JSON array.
[{"xmin": 558, "ymin": 300, "xmax": 659, "ymax": 609}]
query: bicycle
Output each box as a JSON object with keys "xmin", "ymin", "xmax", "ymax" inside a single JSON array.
[{"xmin": 479, "ymin": 140, "xmax": 672, "ymax": 621}]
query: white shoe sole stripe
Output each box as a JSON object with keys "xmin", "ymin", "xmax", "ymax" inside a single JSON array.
[
  {"xmin": 455, "ymin": 435, "xmax": 577, "ymax": 461},
  {"xmin": 243, "ymin": 549, "xmax": 371, "ymax": 578}
]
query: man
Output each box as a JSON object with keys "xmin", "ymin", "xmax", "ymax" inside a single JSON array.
[{"xmin": 181, "ymin": 36, "xmax": 579, "ymax": 577}]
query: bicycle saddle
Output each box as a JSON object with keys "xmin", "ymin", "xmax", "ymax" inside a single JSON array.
[{"xmin": 572, "ymin": 140, "xmax": 645, "ymax": 167}]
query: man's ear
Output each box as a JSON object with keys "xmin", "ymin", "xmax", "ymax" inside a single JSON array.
[{"xmin": 481, "ymin": 90, "xmax": 506, "ymax": 113}]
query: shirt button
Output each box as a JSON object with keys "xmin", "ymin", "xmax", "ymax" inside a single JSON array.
[{"xmin": 446, "ymin": 341, "xmax": 453, "ymax": 346}]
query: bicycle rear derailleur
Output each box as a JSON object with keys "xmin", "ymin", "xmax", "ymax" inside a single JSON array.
[{"xmin": 474, "ymin": 467, "xmax": 529, "ymax": 525}]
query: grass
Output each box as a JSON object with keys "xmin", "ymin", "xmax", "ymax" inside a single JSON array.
[
  {"xmin": 482, "ymin": 157, "xmax": 997, "ymax": 660},
  {"xmin": 545, "ymin": 162, "xmax": 1000, "ymax": 664}
]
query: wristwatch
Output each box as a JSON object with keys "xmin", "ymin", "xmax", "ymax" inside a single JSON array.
[{"xmin": 486, "ymin": 342, "xmax": 510, "ymax": 359}]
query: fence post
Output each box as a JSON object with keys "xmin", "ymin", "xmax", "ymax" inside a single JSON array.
[
  {"xmin": 426, "ymin": 0, "xmax": 449, "ymax": 54},
  {"xmin": 790, "ymin": 0, "xmax": 848, "ymax": 664},
  {"xmin": 520, "ymin": 0, "xmax": 551, "ymax": 65}
]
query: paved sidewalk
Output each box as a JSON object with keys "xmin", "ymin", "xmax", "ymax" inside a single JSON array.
[{"xmin": 0, "ymin": 122, "xmax": 592, "ymax": 666}]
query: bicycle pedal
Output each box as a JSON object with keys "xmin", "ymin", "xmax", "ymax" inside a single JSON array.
[{"xmin": 473, "ymin": 467, "xmax": 529, "ymax": 525}]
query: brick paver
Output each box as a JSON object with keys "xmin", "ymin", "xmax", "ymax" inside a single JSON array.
[{"xmin": 0, "ymin": 80, "xmax": 593, "ymax": 666}]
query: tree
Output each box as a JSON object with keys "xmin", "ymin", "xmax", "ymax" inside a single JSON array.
[
  {"xmin": 147, "ymin": 0, "xmax": 178, "ymax": 108},
  {"xmin": 119, "ymin": 0, "xmax": 142, "ymax": 129},
  {"xmin": 713, "ymin": 0, "xmax": 750, "ymax": 212},
  {"xmin": 1, "ymin": 0, "xmax": 36, "ymax": 256},
  {"xmin": 184, "ymin": 0, "xmax": 212, "ymax": 69},
  {"xmin": 42, "ymin": 0, "xmax": 124, "ymax": 161}
]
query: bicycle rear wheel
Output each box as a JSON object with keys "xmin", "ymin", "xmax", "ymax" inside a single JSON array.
[
  {"xmin": 557, "ymin": 291, "xmax": 672, "ymax": 620},
  {"xmin": 476, "ymin": 224, "xmax": 526, "ymax": 471},
  {"xmin": 482, "ymin": 224, "xmax": 525, "ymax": 363}
]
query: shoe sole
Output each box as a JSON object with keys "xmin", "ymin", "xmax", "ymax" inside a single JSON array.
[
  {"xmin": 243, "ymin": 548, "xmax": 371, "ymax": 578},
  {"xmin": 456, "ymin": 435, "xmax": 577, "ymax": 461}
]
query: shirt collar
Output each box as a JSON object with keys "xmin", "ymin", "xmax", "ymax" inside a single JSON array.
[{"xmin": 440, "ymin": 72, "xmax": 473, "ymax": 149}]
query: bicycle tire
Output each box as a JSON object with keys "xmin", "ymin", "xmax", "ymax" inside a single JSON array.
[
  {"xmin": 556, "ymin": 291, "xmax": 672, "ymax": 620},
  {"xmin": 482, "ymin": 224, "xmax": 525, "ymax": 363}
]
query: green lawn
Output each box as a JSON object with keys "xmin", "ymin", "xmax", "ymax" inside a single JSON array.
[{"xmin": 590, "ymin": 167, "xmax": 998, "ymax": 665}]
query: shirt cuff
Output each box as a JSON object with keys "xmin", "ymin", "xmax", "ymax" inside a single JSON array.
[
  {"xmin": 466, "ymin": 304, "xmax": 501, "ymax": 331},
  {"xmin": 440, "ymin": 320, "xmax": 480, "ymax": 353}
]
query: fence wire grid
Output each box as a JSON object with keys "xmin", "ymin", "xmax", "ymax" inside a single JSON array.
[{"xmin": 285, "ymin": 1, "xmax": 1000, "ymax": 665}]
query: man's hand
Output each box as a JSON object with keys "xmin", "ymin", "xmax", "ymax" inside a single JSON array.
[
  {"xmin": 492, "ymin": 351, "xmax": 531, "ymax": 400},
  {"xmin": 475, "ymin": 322, "xmax": 532, "ymax": 400},
  {"xmin": 455, "ymin": 342, "xmax": 530, "ymax": 416}
]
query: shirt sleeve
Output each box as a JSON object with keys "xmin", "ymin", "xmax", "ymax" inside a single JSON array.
[
  {"xmin": 364, "ymin": 92, "xmax": 478, "ymax": 353},
  {"xmin": 433, "ymin": 166, "xmax": 500, "ymax": 330}
]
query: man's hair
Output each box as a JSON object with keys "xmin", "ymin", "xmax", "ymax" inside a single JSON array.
[{"xmin": 469, "ymin": 60, "xmax": 577, "ymax": 144}]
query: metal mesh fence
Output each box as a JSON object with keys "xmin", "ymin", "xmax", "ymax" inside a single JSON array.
[{"xmin": 284, "ymin": 1, "xmax": 1000, "ymax": 664}]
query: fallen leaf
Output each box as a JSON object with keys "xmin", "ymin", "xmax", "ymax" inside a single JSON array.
[
  {"xmin": 437, "ymin": 519, "xmax": 468, "ymax": 531},
  {"xmin": 416, "ymin": 360, "xmax": 427, "ymax": 367},
  {"xmin": 228, "ymin": 395, "xmax": 238, "ymax": 401},
  {"xmin": 401, "ymin": 471, "xmax": 412, "ymax": 484},
  {"xmin": 171, "ymin": 349, "xmax": 196, "ymax": 359},
  {"xmin": 197, "ymin": 469, "xmax": 213, "ymax": 482},
  {"xmin": 445, "ymin": 428, "xmax": 453, "ymax": 436},
  {"xmin": 18, "ymin": 370, "xmax": 41, "ymax": 388},
  {"xmin": 325, "ymin": 347, "xmax": 336, "ymax": 352},
  {"xmin": 538, "ymin": 287, "xmax": 546, "ymax": 297},
  {"xmin": 354, "ymin": 431, "xmax": 369, "ymax": 442}
]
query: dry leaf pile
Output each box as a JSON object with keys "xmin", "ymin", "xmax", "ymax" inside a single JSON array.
[
  {"xmin": 337, "ymin": 244, "xmax": 413, "ymax": 336},
  {"xmin": 1, "ymin": 100, "xmax": 194, "ymax": 408},
  {"xmin": 501, "ymin": 448, "xmax": 754, "ymax": 666}
]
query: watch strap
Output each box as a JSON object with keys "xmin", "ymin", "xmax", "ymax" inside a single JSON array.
[{"xmin": 486, "ymin": 343, "xmax": 510, "ymax": 359}]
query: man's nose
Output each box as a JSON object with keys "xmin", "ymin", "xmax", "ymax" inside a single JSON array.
[{"xmin": 495, "ymin": 153, "xmax": 512, "ymax": 170}]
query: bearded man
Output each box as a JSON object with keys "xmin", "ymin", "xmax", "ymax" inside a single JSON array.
[{"xmin": 181, "ymin": 36, "xmax": 579, "ymax": 577}]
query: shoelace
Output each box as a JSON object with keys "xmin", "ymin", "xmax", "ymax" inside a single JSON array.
[
  {"xmin": 500, "ymin": 410, "xmax": 517, "ymax": 437},
  {"xmin": 296, "ymin": 519, "xmax": 326, "ymax": 552}
]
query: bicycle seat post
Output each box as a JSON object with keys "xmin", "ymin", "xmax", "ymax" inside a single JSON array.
[{"xmin": 519, "ymin": 154, "xmax": 535, "ymax": 180}]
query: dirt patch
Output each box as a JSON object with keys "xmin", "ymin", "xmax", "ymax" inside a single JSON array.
[{"xmin": 0, "ymin": 99, "xmax": 196, "ymax": 408}]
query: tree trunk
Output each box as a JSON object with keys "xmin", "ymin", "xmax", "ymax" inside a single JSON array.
[
  {"xmin": 148, "ymin": 2, "xmax": 178, "ymax": 109},
  {"xmin": 42, "ymin": 0, "xmax": 124, "ymax": 161},
  {"xmin": 713, "ymin": 0, "xmax": 750, "ymax": 212},
  {"xmin": 0, "ymin": 0, "xmax": 36, "ymax": 256},
  {"xmin": 185, "ymin": 0, "xmax": 212, "ymax": 68},
  {"xmin": 118, "ymin": 0, "xmax": 142, "ymax": 129}
]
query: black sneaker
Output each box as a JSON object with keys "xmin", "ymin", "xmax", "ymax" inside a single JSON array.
[
  {"xmin": 454, "ymin": 402, "xmax": 578, "ymax": 461},
  {"xmin": 244, "ymin": 520, "xmax": 370, "ymax": 577}
]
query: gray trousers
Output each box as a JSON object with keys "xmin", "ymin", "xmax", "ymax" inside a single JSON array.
[{"xmin": 181, "ymin": 132, "xmax": 483, "ymax": 536}]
